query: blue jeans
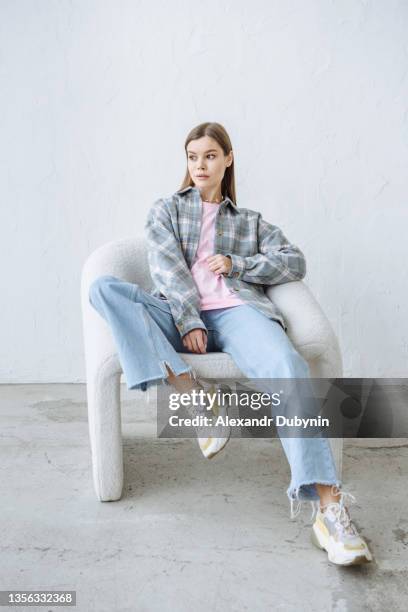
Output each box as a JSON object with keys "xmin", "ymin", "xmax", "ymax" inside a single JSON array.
[{"xmin": 89, "ymin": 275, "xmax": 342, "ymax": 519}]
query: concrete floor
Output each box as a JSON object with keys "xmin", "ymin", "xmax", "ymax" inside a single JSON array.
[{"xmin": 1, "ymin": 384, "xmax": 408, "ymax": 612}]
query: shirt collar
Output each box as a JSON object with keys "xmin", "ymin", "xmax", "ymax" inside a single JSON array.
[{"xmin": 175, "ymin": 185, "xmax": 239, "ymax": 213}]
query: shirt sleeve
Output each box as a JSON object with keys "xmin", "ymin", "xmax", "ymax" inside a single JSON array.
[
  {"xmin": 144, "ymin": 199, "xmax": 207, "ymax": 338},
  {"xmin": 224, "ymin": 213, "xmax": 306, "ymax": 285}
]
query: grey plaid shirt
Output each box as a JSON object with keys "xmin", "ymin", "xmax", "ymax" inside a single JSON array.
[{"xmin": 144, "ymin": 185, "xmax": 306, "ymax": 337}]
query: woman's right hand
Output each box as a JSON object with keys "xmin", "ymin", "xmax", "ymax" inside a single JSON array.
[{"xmin": 182, "ymin": 328, "xmax": 207, "ymax": 354}]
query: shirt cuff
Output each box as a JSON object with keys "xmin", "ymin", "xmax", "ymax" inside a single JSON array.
[
  {"xmin": 175, "ymin": 317, "xmax": 208, "ymax": 338},
  {"xmin": 225, "ymin": 254, "xmax": 246, "ymax": 279}
]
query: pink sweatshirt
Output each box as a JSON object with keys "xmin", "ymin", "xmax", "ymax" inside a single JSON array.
[{"xmin": 191, "ymin": 200, "xmax": 246, "ymax": 311}]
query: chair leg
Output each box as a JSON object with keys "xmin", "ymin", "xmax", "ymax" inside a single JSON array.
[{"xmin": 87, "ymin": 370, "xmax": 124, "ymax": 501}]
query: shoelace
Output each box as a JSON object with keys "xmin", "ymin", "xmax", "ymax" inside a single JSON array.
[
  {"xmin": 307, "ymin": 487, "xmax": 357, "ymax": 523},
  {"xmin": 184, "ymin": 379, "xmax": 231, "ymax": 441},
  {"xmin": 313, "ymin": 490, "xmax": 359, "ymax": 536},
  {"xmin": 332, "ymin": 505, "xmax": 359, "ymax": 537},
  {"xmin": 184, "ymin": 370, "xmax": 230, "ymax": 416},
  {"xmin": 184, "ymin": 385, "xmax": 208, "ymax": 419}
]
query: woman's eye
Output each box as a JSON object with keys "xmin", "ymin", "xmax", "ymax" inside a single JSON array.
[{"xmin": 188, "ymin": 155, "xmax": 216, "ymax": 160}]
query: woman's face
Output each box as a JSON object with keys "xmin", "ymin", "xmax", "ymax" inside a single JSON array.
[{"xmin": 187, "ymin": 136, "xmax": 233, "ymax": 194}]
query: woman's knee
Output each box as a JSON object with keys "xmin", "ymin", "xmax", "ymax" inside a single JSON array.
[{"xmin": 88, "ymin": 275, "xmax": 119, "ymax": 304}]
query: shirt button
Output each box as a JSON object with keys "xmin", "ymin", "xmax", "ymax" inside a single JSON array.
[
  {"xmin": 218, "ymin": 231, "xmax": 223, "ymax": 236},
  {"xmin": 234, "ymin": 287, "xmax": 240, "ymax": 292}
]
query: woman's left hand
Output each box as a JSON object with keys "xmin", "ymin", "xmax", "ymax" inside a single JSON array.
[{"xmin": 206, "ymin": 254, "xmax": 232, "ymax": 276}]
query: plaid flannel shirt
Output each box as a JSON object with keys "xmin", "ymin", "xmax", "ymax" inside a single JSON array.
[{"xmin": 144, "ymin": 185, "xmax": 306, "ymax": 337}]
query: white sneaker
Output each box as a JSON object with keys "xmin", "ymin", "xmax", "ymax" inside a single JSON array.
[
  {"xmin": 198, "ymin": 383, "xmax": 231, "ymax": 459},
  {"xmin": 311, "ymin": 490, "xmax": 373, "ymax": 566},
  {"xmin": 183, "ymin": 372, "xmax": 231, "ymax": 459}
]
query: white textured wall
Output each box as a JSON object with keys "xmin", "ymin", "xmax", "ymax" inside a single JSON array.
[{"xmin": 1, "ymin": 0, "xmax": 407, "ymax": 381}]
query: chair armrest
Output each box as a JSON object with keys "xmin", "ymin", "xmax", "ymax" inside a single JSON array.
[
  {"xmin": 265, "ymin": 280, "xmax": 343, "ymax": 375},
  {"xmin": 82, "ymin": 236, "xmax": 149, "ymax": 286},
  {"xmin": 80, "ymin": 237, "xmax": 148, "ymax": 380}
]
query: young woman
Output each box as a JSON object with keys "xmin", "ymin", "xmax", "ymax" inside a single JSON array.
[{"xmin": 89, "ymin": 122, "xmax": 372, "ymax": 566}]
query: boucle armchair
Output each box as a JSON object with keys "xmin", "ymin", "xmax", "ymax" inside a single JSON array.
[{"xmin": 81, "ymin": 236, "xmax": 343, "ymax": 501}]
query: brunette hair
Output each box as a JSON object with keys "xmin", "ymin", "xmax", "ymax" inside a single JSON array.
[{"xmin": 179, "ymin": 122, "xmax": 237, "ymax": 204}]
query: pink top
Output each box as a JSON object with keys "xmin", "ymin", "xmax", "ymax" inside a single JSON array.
[{"xmin": 191, "ymin": 200, "xmax": 246, "ymax": 311}]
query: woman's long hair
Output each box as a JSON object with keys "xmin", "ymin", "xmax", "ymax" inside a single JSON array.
[{"xmin": 179, "ymin": 122, "xmax": 237, "ymax": 205}]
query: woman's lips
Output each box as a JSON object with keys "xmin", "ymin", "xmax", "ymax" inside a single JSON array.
[{"xmin": 196, "ymin": 176, "xmax": 209, "ymax": 179}]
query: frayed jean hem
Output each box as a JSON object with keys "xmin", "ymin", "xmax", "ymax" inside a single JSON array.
[
  {"xmin": 287, "ymin": 479, "xmax": 343, "ymax": 521},
  {"xmin": 128, "ymin": 362, "xmax": 193, "ymax": 392}
]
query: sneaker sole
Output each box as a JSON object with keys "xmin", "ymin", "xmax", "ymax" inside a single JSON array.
[
  {"xmin": 203, "ymin": 430, "xmax": 231, "ymax": 459},
  {"xmin": 311, "ymin": 525, "xmax": 373, "ymax": 566}
]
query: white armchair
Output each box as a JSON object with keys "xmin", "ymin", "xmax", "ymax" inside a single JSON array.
[{"xmin": 81, "ymin": 236, "xmax": 344, "ymax": 501}]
